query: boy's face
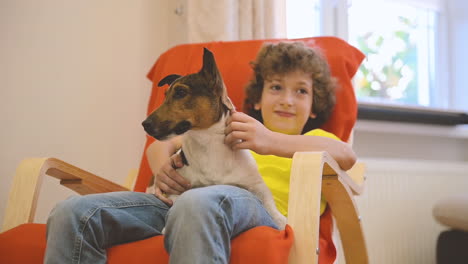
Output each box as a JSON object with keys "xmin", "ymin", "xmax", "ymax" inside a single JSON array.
[{"xmin": 255, "ymin": 70, "xmax": 316, "ymax": 135}]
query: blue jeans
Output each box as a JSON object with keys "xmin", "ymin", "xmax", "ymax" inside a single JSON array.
[{"xmin": 44, "ymin": 185, "xmax": 278, "ymax": 264}]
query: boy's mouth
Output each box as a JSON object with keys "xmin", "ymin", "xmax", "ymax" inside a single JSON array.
[{"xmin": 274, "ymin": 111, "xmax": 295, "ymax": 118}]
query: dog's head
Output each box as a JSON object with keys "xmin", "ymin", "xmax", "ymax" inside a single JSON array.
[{"xmin": 142, "ymin": 48, "xmax": 234, "ymax": 141}]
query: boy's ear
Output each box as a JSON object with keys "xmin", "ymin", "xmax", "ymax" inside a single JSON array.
[
  {"xmin": 309, "ymin": 112, "xmax": 317, "ymax": 119},
  {"xmin": 254, "ymin": 103, "xmax": 261, "ymax": 110}
]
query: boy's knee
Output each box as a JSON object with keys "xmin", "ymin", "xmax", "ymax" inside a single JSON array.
[
  {"xmin": 167, "ymin": 188, "xmax": 224, "ymax": 222},
  {"xmin": 168, "ymin": 186, "xmax": 250, "ymax": 219},
  {"xmin": 47, "ymin": 195, "xmax": 93, "ymax": 225},
  {"xmin": 172, "ymin": 189, "xmax": 215, "ymax": 214}
]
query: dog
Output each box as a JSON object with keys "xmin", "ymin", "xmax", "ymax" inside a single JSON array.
[{"xmin": 142, "ymin": 48, "xmax": 287, "ymax": 230}]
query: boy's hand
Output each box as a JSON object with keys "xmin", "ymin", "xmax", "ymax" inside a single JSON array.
[
  {"xmin": 154, "ymin": 153, "xmax": 191, "ymax": 206},
  {"xmin": 224, "ymin": 112, "xmax": 272, "ymax": 155}
]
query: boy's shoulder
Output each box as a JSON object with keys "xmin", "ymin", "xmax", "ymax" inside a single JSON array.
[{"xmin": 304, "ymin": 129, "xmax": 340, "ymax": 141}]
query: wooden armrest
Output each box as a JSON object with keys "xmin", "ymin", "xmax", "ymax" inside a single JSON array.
[
  {"xmin": 2, "ymin": 158, "xmax": 129, "ymax": 232},
  {"xmin": 287, "ymin": 151, "xmax": 368, "ymax": 264},
  {"xmin": 45, "ymin": 158, "xmax": 129, "ymax": 194}
]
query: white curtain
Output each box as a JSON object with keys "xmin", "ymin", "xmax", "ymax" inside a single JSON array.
[{"xmin": 182, "ymin": 0, "xmax": 286, "ymax": 43}]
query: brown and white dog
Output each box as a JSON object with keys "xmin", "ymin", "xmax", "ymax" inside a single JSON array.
[{"xmin": 142, "ymin": 48, "xmax": 287, "ymax": 229}]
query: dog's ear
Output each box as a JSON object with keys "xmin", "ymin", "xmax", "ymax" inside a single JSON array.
[
  {"xmin": 158, "ymin": 74, "xmax": 182, "ymax": 87},
  {"xmin": 201, "ymin": 48, "xmax": 222, "ymax": 80},
  {"xmin": 201, "ymin": 47, "xmax": 225, "ymax": 94},
  {"xmin": 201, "ymin": 48, "xmax": 233, "ymax": 112}
]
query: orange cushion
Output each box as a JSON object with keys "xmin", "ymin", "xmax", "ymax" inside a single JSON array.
[
  {"xmin": 0, "ymin": 209, "xmax": 335, "ymax": 263},
  {"xmin": 107, "ymin": 225, "xmax": 293, "ymax": 264},
  {"xmin": 230, "ymin": 225, "xmax": 293, "ymax": 263},
  {"xmin": 0, "ymin": 224, "xmax": 292, "ymax": 264},
  {"xmin": 319, "ymin": 207, "xmax": 336, "ymax": 264},
  {"xmin": 0, "ymin": 223, "xmax": 46, "ymax": 264}
]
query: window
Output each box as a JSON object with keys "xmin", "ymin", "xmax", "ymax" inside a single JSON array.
[
  {"xmin": 286, "ymin": 0, "xmax": 321, "ymax": 39},
  {"xmin": 286, "ymin": 0, "xmax": 468, "ymax": 112},
  {"xmin": 348, "ymin": 0, "xmax": 438, "ymax": 108}
]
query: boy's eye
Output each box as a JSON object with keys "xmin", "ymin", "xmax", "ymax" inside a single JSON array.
[
  {"xmin": 270, "ymin": 85, "xmax": 281, "ymax": 91},
  {"xmin": 297, "ymin": 88, "xmax": 309, "ymax": 95}
]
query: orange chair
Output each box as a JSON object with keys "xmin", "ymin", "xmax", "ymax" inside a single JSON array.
[{"xmin": 0, "ymin": 36, "xmax": 366, "ymax": 264}]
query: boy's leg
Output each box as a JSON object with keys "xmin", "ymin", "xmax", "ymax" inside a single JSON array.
[
  {"xmin": 44, "ymin": 191, "xmax": 169, "ymax": 264},
  {"xmin": 164, "ymin": 185, "xmax": 278, "ymax": 264}
]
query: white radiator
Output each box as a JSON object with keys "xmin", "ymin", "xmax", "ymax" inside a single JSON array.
[{"xmin": 335, "ymin": 158, "xmax": 468, "ymax": 264}]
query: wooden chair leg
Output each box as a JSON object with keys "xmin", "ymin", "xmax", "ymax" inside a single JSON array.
[{"xmin": 323, "ymin": 175, "xmax": 368, "ymax": 264}]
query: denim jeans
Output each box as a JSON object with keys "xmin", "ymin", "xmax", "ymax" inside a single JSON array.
[{"xmin": 44, "ymin": 185, "xmax": 278, "ymax": 264}]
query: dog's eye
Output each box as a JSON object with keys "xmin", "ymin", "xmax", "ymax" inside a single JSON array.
[{"xmin": 173, "ymin": 87, "xmax": 188, "ymax": 99}]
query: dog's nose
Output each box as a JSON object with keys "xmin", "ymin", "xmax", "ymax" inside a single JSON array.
[{"xmin": 142, "ymin": 119, "xmax": 153, "ymax": 130}]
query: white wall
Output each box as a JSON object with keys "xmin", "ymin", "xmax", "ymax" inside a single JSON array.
[
  {"xmin": 0, "ymin": 0, "xmax": 170, "ymax": 226},
  {"xmin": 345, "ymin": 121, "xmax": 468, "ymax": 264},
  {"xmin": 354, "ymin": 121, "xmax": 468, "ymax": 162}
]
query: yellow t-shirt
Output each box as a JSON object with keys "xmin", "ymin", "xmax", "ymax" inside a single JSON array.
[{"xmin": 251, "ymin": 129, "xmax": 341, "ymax": 216}]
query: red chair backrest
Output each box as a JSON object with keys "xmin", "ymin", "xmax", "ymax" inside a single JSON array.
[{"xmin": 134, "ymin": 37, "xmax": 365, "ymax": 192}]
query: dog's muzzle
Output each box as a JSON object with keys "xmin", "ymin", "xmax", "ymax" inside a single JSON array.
[
  {"xmin": 142, "ymin": 118, "xmax": 157, "ymax": 135},
  {"xmin": 142, "ymin": 118, "xmax": 167, "ymax": 140},
  {"xmin": 142, "ymin": 118, "xmax": 153, "ymax": 132},
  {"xmin": 173, "ymin": 121, "xmax": 192, "ymax": 135},
  {"xmin": 142, "ymin": 118, "xmax": 192, "ymax": 140}
]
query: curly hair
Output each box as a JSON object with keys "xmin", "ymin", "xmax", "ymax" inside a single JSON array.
[{"xmin": 243, "ymin": 42, "xmax": 336, "ymax": 134}]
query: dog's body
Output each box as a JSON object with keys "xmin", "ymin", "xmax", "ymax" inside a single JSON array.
[
  {"xmin": 142, "ymin": 48, "xmax": 287, "ymax": 229},
  {"xmin": 177, "ymin": 114, "xmax": 259, "ymax": 189},
  {"xmin": 175, "ymin": 114, "xmax": 286, "ymax": 229}
]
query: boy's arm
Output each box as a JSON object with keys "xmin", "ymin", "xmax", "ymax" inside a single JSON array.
[
  {"xmin": 260, "ymin": 132, "xmax": 356, "ymax": 171},
  {"xmin": 146, "ymin": 136, "xmax": 182, "ymax": 175},
  {"xmin": 146, "ymin": 136, "xmax": 191, "ymax": 205},
  {"xmin": 225, "ymin": 112, "xmax": 356, "ymax": 171}
]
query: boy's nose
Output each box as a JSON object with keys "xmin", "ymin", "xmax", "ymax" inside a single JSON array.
[{"xmin": 279, "ymin": 91, "xmax": 294, "ymax": 106}]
